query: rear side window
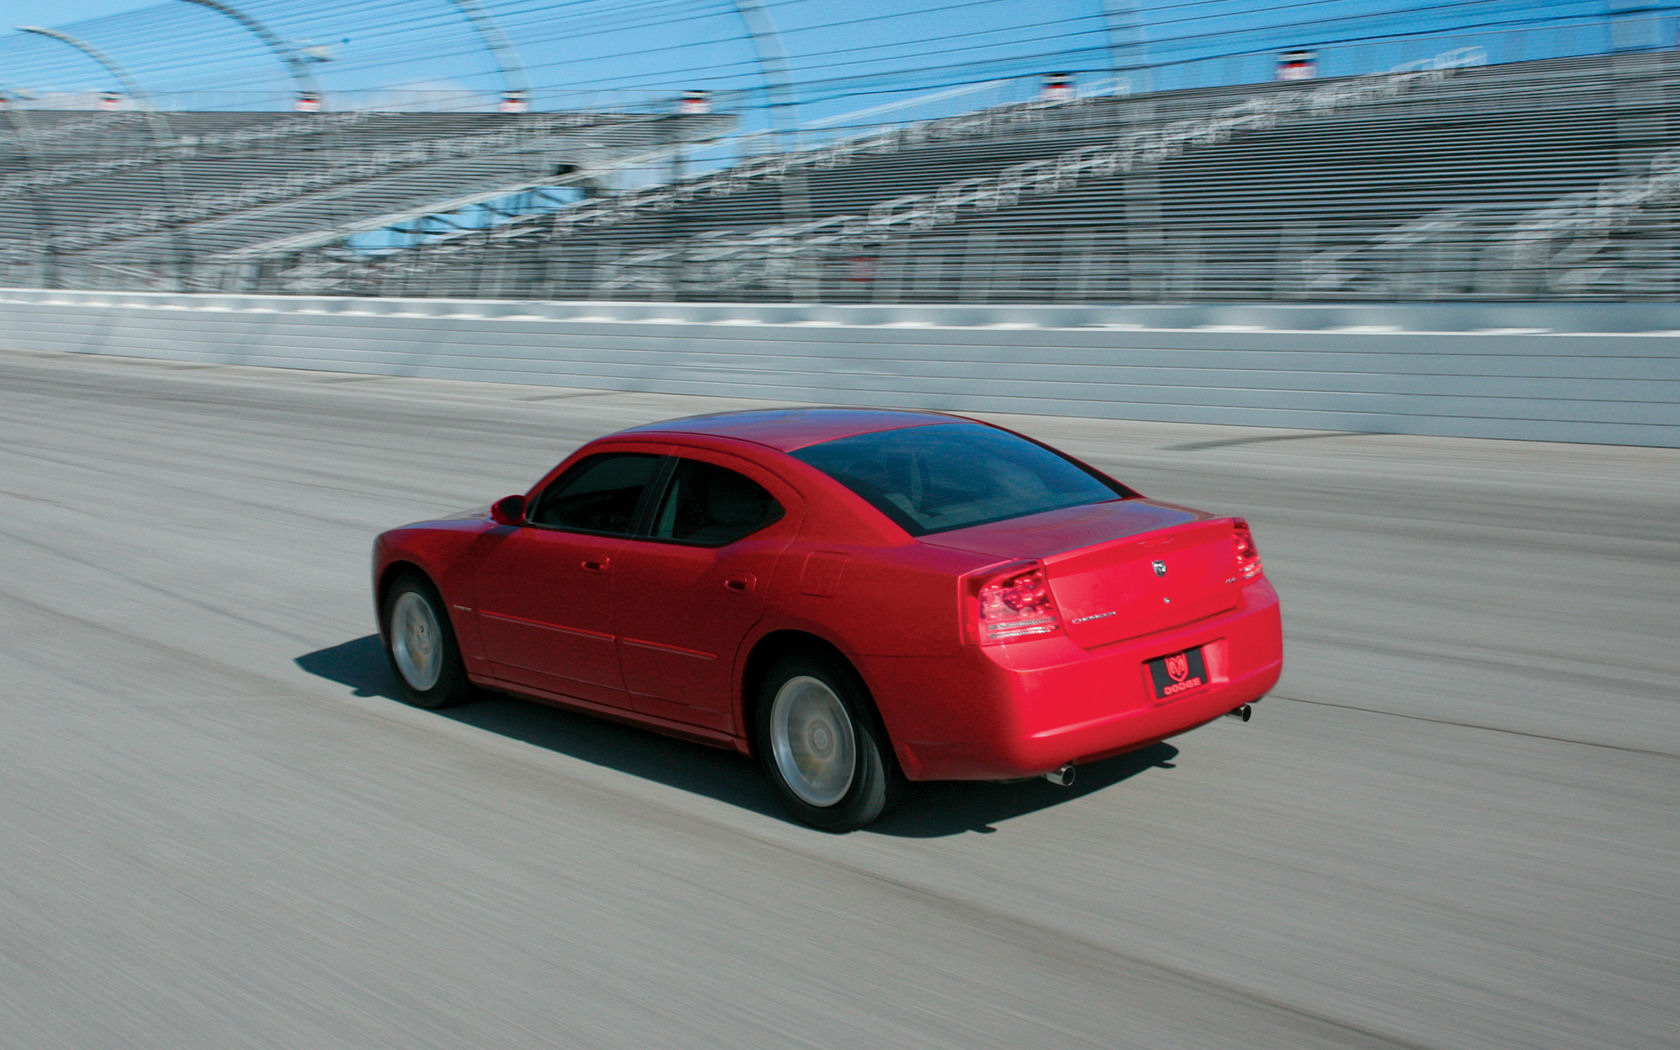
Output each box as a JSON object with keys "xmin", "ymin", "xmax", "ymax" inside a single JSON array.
[
  {"xmin": 650, "ymin": 459, "xmax": 783, "ymax": 546},
  {"xmin": 530, "ymin": 453, "xmax": 662, "ymax": 535},
  {"xmin": 791, "ymin": 423, "xmax": 1128, "ymax": 535}
]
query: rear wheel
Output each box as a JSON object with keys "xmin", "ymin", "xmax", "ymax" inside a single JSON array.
[
  {"xmin": 756, "ymin": 654, "xmax": 902, "ymax": 831},
  {"xmin": 382, "ymin": 574, "xmax": 474, "ymax": 709}
]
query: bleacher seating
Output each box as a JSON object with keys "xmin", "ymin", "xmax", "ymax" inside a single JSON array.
[
  {"xmin": 2, "ymin": 51, "xmax": 1675, "ymax": 301},
  {"xmin": 335, "ymin": 51, "xmax": 1678, "ymax": 302},
  {"xmin": 0, "ymin": 109, "xmax": 728, "ymax": 289}
]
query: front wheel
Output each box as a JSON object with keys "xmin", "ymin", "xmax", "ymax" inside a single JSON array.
[
  {"xmin": 382, "ymin": 574, "xmax": 474, "ymax": 709},
  {"xmin": 756, "ymin": 654, "xmax": 902, "ymax": 831}
]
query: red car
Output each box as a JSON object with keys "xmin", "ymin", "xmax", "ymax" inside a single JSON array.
[{"xmin": 374, "ymin": 409, "xmax": 1282, "ymax": 829}]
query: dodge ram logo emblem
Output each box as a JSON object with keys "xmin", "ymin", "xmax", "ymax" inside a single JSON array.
[
  {"xmin": 1165, "ymin": 652, "xmax": 1190, "ymax": 683},
  {"xmin": 1152, "ymin": 560, "xmax": 1167, "ymax": 576}
]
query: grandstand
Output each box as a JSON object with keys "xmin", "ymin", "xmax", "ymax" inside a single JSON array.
[
  {"xmin": 0, "ymin": 26, "xmax": 1675, "ymax": 303},
  {"xmin": 0, "ymin": 108, "xmax": 735, "ymax": 291},
  {"xmin": 226, "ymin": 51, "xmax": 1679, "ymax": 303}
]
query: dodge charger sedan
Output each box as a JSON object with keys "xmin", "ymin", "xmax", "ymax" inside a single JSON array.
[{"xmin": 374, "ymin": 408, "xmax": 1282, "ymax": 829}]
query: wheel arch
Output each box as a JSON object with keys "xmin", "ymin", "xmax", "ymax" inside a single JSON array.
[
  {"xmin": 739, "ymin": 629, "xmax": 889, "ymax": 762},
  {"xmin": 376, "ymin": 559, "xmax": 433, "ymax": 623}
]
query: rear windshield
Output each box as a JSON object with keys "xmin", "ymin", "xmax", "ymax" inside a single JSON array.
[{"xmin": 791, "ymin": 422, "xmax": 1130, "ymax": 536}]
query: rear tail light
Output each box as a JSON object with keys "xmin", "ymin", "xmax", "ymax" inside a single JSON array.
[
  {"xmin": 1233, "ymin": 518, "xmax": 1263, "ymax": 580},
  {"xmin": 974, "ymin": 563, "xmax": 1063, "ymax": 644}
]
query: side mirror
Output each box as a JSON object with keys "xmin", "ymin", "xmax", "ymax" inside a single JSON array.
[{"xmin": 490, "ymin": 494, "xmax": 527, "ymax": 527}]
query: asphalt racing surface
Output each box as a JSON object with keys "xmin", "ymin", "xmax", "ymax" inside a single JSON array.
[{"xmin": 2, "ymin": 347, "xmax": 1675, "ymax": 1050}]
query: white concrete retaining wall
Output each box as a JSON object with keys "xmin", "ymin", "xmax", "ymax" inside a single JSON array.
[{"xmin": 3, "ymin": 290, "xmax": 1676, "ymax": 446}]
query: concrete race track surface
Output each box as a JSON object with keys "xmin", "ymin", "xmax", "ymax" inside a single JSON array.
[{"xmin": 1, "ymin": 347, "xmax": 1675, "ymax": 1050}]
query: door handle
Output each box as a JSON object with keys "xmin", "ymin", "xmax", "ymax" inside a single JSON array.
[
  {"xmin": 581, "ymin": 556, "xmax": 611, "ymax": 573},
  {"xmin": 724, "ymin": 573, "xmax": 756, "ymax": 593}
]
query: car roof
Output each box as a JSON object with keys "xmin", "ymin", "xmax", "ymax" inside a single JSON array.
[{"xmin": 615, "ymin": 407, "xmax": 968, "ymax": 453}]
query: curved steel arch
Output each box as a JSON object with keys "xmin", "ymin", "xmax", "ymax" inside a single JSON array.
[
  {"xmin": 447, "ymin": 0, "xmax": 796, "ymax": 129},
  {"xmin": 448, "ymin": 0, "xmax": 529, "ymax": 105},
  {"xmin": 16, "ymin": 24, "xmax": 194, "ymax": 288},
  {"xmin": 174, "ymin": 0, "xmax": 320, "ymax": 101},
  {"xmin": 731, "ymin": 0, "xmax": 799, "ymax": 151}
]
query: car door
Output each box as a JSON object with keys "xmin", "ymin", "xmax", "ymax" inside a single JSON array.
[
  {"xmin": 612, "ymin": 454, "xmax": 800, "ymax": 735},
  {"xmin": 474, "ymin": 451, "xmax": 663, "ymax": 710}
]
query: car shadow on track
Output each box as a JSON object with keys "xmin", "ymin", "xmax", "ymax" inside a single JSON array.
[
  {"xmin": 872, "ymin": 745, "xmax": 1178, "ymax": 837},
  {"xmin": 296, "ymin": 635, "xmax": 1178, "ymax": 838}
]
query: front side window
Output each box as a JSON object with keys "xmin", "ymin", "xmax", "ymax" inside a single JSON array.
[
  {"xmin": 649, "ymin": 459, "xmax": 783, "ymax": 546},
  {"xmin": 529, "ymin": 453, "xmax": 662, "ymax": 535},
  {"xmin": 791, "ymin": 423, "xmax": 1130, "ymax": 535}
]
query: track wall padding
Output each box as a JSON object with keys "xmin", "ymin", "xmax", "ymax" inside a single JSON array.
[{"xmin": 3, "ymin": 290, "xmax": 1676, "ymax": 446}]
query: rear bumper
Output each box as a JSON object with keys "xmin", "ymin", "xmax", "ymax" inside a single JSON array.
[{"xmin": 866, "ymin": 579, "xmax": 1282, "ymax": 781}]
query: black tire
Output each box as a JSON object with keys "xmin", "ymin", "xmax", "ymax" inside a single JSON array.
[
  {"xmin": 381, "ymin": 574, "xmax": 475, "ymax": 709},
  {"xmin": 755, "ymin": 652, "xmax": 903, "ymax": 831}
]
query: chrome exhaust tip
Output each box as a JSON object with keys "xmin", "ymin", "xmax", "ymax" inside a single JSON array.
[
  {"xmin": 1042, "ymin": 764, "xmax": 1076, "ymax": 787},
  {"xmin": 1225, "ymin": 704, "xmax": 1252, "ymax": 722}
]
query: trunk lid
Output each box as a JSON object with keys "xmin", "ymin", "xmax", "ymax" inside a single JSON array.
[{"xmin": 929, "ymin": 499, "xmax": 1241, "ymax": 649}]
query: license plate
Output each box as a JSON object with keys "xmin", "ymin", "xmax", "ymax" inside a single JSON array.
[{"xmin": 1148, "ymin": 647, "xmax": 1208, "ymax": 700}]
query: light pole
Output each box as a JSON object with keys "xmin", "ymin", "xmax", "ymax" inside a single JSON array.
[
  {"xmin": 174, "ymin": 0, "xmax": 354, "ymax": 285},
  {"xmin": 731, "ymin": 0, "xmax": 799, "ymax": 153},
  {"xmin": 15, "ymin": 26, "xmax": 165, "ymax": 128},
  {"xmin": 174, "ymin": 0, "xmax": 320, "ymax": 109},
  {"xmin": 1100, "ymin": 0, "xmax": 1151, "ymax": 96},
  {"xmin": 730, "ymin": 0, "xmax": 810, "ymax": 297},
  {"xmin": 17, "ymin": 24, "xmax": 193, "ymax": 288},
  {"xmin": 447, "ymin": 0, "xmax": 529, "ymax": 111}
]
